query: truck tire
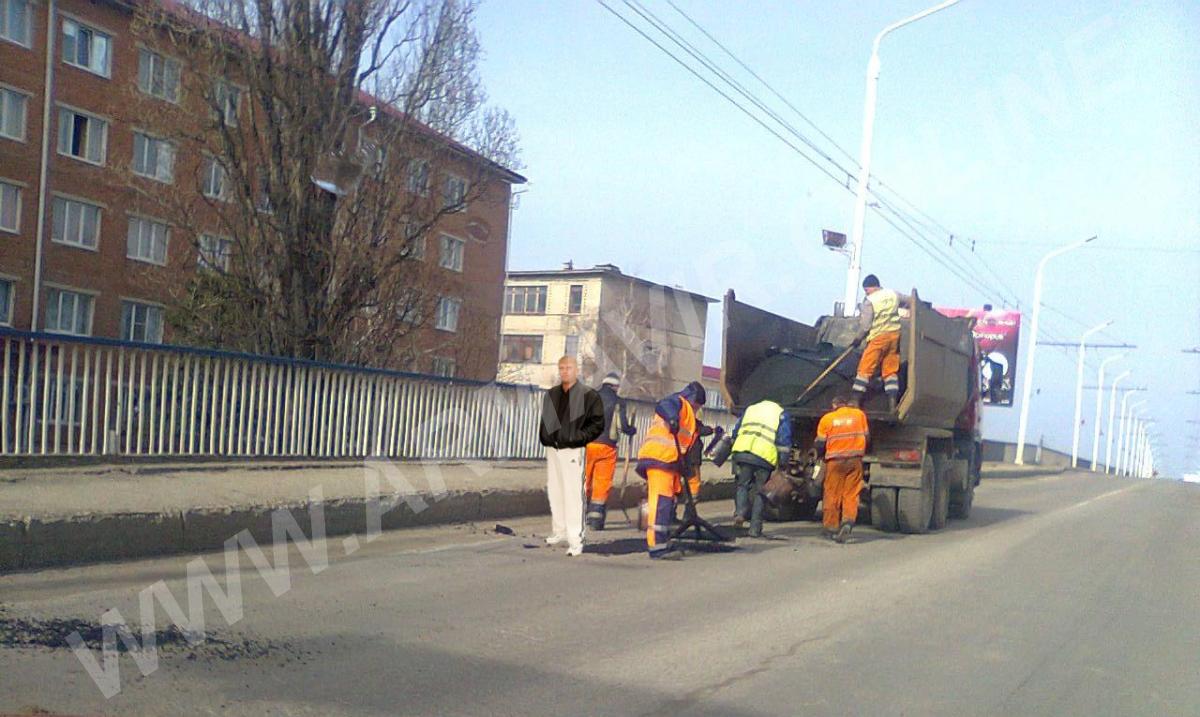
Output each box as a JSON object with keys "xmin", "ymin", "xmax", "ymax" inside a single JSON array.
[
  {"xmin": 897, "ymin": 455, "xmax": 935, "ymax": 534},
  {"xmin": 949, "ymin": 480, "xmax": 974, "ymax": 519},
  {"xmin": 930, "ymin": 456, "xmax": 950, "ymax": 531},
  {"xmin": 870, "ymin": 487, "xmax": 899, "ymax": 532},
  {"xmin": 948, "ymin": 458, "xmax": 974, "ymax": 519}
]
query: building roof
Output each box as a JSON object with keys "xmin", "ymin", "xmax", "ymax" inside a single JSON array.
[
  {"xmin": 127, "ymin": 0, "xmax": 526, "ymax": 185},
  {"xmin": 506, "ymin": 264, "xmax": 716, "ymax": 303}
]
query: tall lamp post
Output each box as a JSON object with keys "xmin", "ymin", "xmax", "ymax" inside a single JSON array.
[
  {"xmin": 842, "ymin": 0, "xmax": 964, "ymax": 311},
  {"xmin": 1072, "ymin": 320, "xmax": 1112, "ymax": 467},
  {"xmin": 1014, "ymin": 236, "xmax": 1097, "ymax": 464},
  {"xmin": 1120, "ymin": 402, "xmax": 1146, "ymax": 476},
  {"xmin": 1091, "ymin": 353, "xmax": 1125, "ymax": 471},
  {"xmin": 1115, "ymin": 395, "xmax": 1141, "ymax": 475},
  {"xmin": 1105, "ymin": 370, "xmax": 1131, "ymax": 473}
]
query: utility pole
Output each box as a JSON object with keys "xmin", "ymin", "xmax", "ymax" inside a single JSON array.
[
  {"xmin": 1091, "ymin": 354, "xmax": 1124, "ymax": 471},
  {"xmin": 1105, "ymin": 370, "xmax": 1131, "ymax": 473},
  {"xmin": 842, "ymin": 0, "xmax": 963, "ymax": 312},
  {"xmin": 1072, "ymin": 321, "xmax": 1112, "ymax": 467},
  {"xmin": 1014, "ymin": 236, "xmax": 1096, "ymax": 464}
]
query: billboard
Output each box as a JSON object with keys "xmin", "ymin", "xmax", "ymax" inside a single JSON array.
[{"xmin": 936, "ymin": 307, "xmax": 1022, "ymax": 407}]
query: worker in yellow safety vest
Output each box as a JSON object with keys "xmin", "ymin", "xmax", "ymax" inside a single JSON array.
[
  {"xmin": 852, "ymin": 274, "xmax": 911, "ymax": 412},
  {"xmin": 728, "ymin": 400, "xmax": 793, "ymax": 538}
]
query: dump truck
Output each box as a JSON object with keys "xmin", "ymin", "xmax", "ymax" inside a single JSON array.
[{"xmin": 719, "ymin": 289, "xmax": 983, "ymax": 533}]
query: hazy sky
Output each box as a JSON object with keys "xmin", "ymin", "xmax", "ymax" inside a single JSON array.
[{"xmin": 473, "ymin": 0, "xmax": 1200, "ymax": 474}]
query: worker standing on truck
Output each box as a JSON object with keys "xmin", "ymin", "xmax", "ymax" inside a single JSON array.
[
  {"xmin": 584, "ymin": 372, "xmax": 637, "ymax": 531},
  {"xmin": 815, "ymin": 395, "xmax": 870, "ymax": 544},
  {"xmin": 636, "ymin": 381, "xmax": 706, "ymax": 559},
  {"xmin": 852, "ymin": 274, "xmax": 911, "ymax": 412},
  {"xmin": 728, "ymin": 400, "xmax": 792, "ymax": 538}
]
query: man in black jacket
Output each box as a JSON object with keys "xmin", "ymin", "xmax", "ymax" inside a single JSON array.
[{"xmin": 539, "ymin": 355, "xmax": 605, "ymax": 556}]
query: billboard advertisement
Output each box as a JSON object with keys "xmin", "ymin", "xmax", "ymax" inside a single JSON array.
[{"xmin": 936, "ymin": 307, "xmax": 1022, "ymax": 407}]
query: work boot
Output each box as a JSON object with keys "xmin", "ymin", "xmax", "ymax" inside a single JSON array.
[
  {"xmin": 849, "ymin": 392, "xmax": 863, "ymax": 408},
  {"xmin": 585, "ymin": 516, "xmax": 604, "ymax": 532},
  {"xmin": 731, "ymin": 515, "xmax": 746, "ymax": 529},
  {"xmin": 887, "ymin": 393, "xmax": 898, "ymax": 413},
  {"xmin": 834, "ymin": 521, "xmax": 853, "ymax": 544}
]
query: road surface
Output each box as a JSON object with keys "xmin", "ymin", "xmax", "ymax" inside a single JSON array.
[{"xmin": 2, "ymin": 471, "xmax": 1198, "ymax": 716}]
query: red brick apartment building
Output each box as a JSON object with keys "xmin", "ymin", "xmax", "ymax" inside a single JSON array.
[{"xmin": 0, "ymin": 0, "xmax": 524, "ymax": 380}]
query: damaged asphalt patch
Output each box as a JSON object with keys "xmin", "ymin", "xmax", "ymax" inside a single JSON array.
[{"xmin": 0, "ymin": 605, "xmax": 307, "ymax": 663}]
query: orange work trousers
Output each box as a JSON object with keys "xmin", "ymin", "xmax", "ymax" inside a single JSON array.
[
  {"xmin": 854, "ymin": 330, "xmax": 901, "ymax": 394},
  {"xmin": 645, "ymin": 467, "xmax": 681, "ymax": 555},
  {"xmin": 585, "ymin": 443, "xmax": 618, "ymax": 503},
  {"xmin": 822, "ymin": 458, "xmax": 864, "ymax": 530}
]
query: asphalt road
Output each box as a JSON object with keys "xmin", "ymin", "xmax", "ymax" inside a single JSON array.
[{"xmin": 2, "ymin": 471, "xmax": 1198, "ymax": 716}]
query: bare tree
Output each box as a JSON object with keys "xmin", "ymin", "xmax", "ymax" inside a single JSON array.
[
  {"xmin": 585, "ymin": 281, "xmax": 675, "ymax": 402},
  {"xmin": 122, "ymin": 0, "xmax": 521, "ymax": 367}
]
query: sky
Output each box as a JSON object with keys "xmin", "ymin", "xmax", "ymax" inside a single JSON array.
[{"xmin": 471, "ymin": 0, "xmax": 1200, "ymax": 475}]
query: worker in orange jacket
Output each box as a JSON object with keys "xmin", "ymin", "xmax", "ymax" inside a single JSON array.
[
  {"xmin": 584, "ymin": 372, "xmax": 637, "ymax": 531},
  {"xmin": 636, "ymin": 381, "xmax": 706, "ymax": 558},
  {"xmin": 815, "ymin": 395, "xmax": 870, "ymax": 544}
]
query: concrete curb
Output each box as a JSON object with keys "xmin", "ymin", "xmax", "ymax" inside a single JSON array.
[
  {"xmin": 0, "ymin": 477, "xmax": 737, "ymax": 574},
  {"xmin": 981, "ymin": 466, "xmax": 1067, "ymax": 480}
]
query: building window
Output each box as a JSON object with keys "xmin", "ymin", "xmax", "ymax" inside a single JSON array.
[
  {"xmin": 0, "ymin": 180, "xmax": 19, "ymax": 233},
  {"xmin": 501, "ymin": 335, "xmax": 544, "ymax": 364},
  {"xmin": 504, "ymin": 285, "xmax": 548, "ymax": 315},
  {"xmin": 1, "ymin": 0, "xmax": 31, "ymax": 46},
  {"xmin": 400, "ymin": 218, "xmax": 426, "ymax": 259},
  {"xmin": 568, "ymin": 284, "xmax": 584, "ymax": 314},
  {"xmin": 121, "ymin": 300, "xmax": 164, "ymax": 343},
  {"xmin": 564, "ymin": 334, "xmax": 580, "ymax": 357},
  {"xmin": 0, "ymin": 87, "xmax": 27, "ymax": 141},
  {"xmin": 431, "ymin": 356, "xmax": 456, "ymax": 378},
  {"xmin": 438, "ymin": 234, "xmax": 464, "ymax": 272},
  {"xmin": 201, "ymin": 156, "xmax": 227, "ymax": 200},
  {"xmin": 435, "ymin": 296, "xmax": 461, "ymax": 332},
  {"xmin": 443, "ymin": 174, "xmax": 467, "ymax": 211},
  {"xmin": 214, "ymin": 81, "xmax": 240, "ymax": 126},
  {"xmin": 57, "ymin": 107, "xmax": 108, "ymax": 164},
  {"xmin": 198, "ymin": 233, "xmax": 231, "ymax": 271},
  {"xmin": 0, "ymin": 278, "xmax": 13, "ymax": 326},
  {"xmin": 137, "ymin": 49, "xmax": 180, "ymax": 102},
  {"xmin": 51, "ymin": 196, "xmax": 101, "ymax": 249},
  {"xmin": 132, "ymin": 131, "xmax": 175, "ymax": 183},
  {"xmin": 62, "ymin": 18, "xmax": 111, "ymax": 77},
  {"xmin": 407, "ymin": 159, "xmax": 429, "ymax": 196},
  {"xmin": 44, "ymin": 287, "xmax": 93, "ymax": 336},
  {"xmin": 127, "ymin": 216, "xmax": 169, "ymax": 265}
]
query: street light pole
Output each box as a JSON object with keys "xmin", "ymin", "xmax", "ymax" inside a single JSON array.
[
  {"xmin": 1014, "ymin": 236, "xmax": 1097, "ymax": 464},
  {"xmin": 1072, "ymin": 320, "xmax": 1112, "ymax": 467},
  {"xmin": 1105, "ymin": 370, "xmax": 1131, "ymax": 473},
  {"xmin": 1091, "ymin": 353, "xmax": 1124, "ymax": 471},
  {"xmin": 1122, "ymin": 403, "xmax": 1146, "ymax": 476},
  {"xmin": 1115, "ymin": 396, "xmax": 1141, "ymax": 476},
  {"xmin": 842, "ymin": 0, "xmax": 963, "ymax": 312}
]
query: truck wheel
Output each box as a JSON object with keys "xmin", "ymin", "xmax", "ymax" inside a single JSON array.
[
  {"xmin": 949, "ymin": 452, "xmax": 975, "ymax": 519},
  {"xmin": 930, "ymin": 456, "xmax": 950, "ymax": 531},
  {"xmin": 870, "ymin": 487, "xmax": 899, "ymax": 532},
  {"xmin": 897, "ymin": 455, "xmax": 935, "ymax": 534},
  {"xmin": 949, "ymin": 477, "xmax": 974, "ymax": 519}
]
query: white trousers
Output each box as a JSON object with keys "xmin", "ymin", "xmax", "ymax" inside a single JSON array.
[{"xmin": 545, "ymin": 446, "xmax": 586, "ymax": 548}]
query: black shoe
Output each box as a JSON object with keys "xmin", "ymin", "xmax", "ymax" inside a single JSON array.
[
  {"xmin": 835, "ymin": 521, "xmax": 853, "ymax": 544},
  {"xmin": 887, "ymin": 394, "xmax": 898, "ymax": 413}
]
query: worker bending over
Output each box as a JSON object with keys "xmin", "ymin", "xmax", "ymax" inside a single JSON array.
[
  {"xmin": 584, "ymin": 372, "xmax": 637, "ymax": 531},
  {"xmin": 814, "ymin": 395, "xmax": 870, "ymax": 543},
  {"xmin": 635, "ymin": 381, "xmax": 707, "ymax": 559},
  {"xmin": 728, "ymin": 399, "xmax": 792, "ymax": 538},
  {"xmin": 852, "ymin": 274, "xmax": 910, "ymax": 411}
]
